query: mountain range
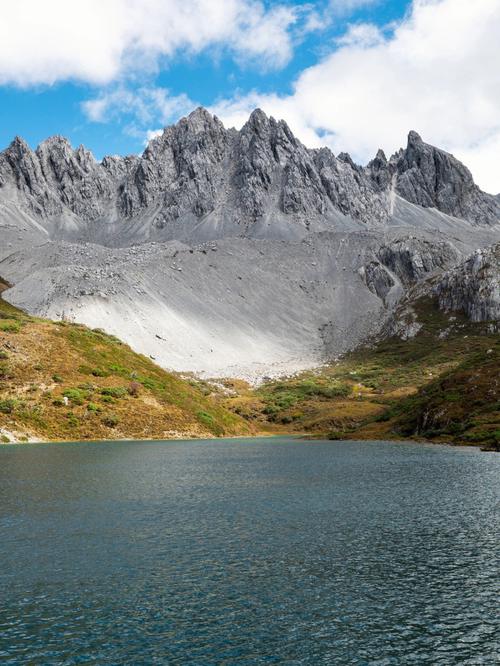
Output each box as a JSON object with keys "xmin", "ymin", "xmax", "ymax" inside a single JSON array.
[{"xmin": 0, "ymin": 108, "xmax": 499, "ymax": 380}]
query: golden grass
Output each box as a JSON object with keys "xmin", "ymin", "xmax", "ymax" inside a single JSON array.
[{"xmin": 0, "ymin": 298, "xmax": 251, "ymax": 442}]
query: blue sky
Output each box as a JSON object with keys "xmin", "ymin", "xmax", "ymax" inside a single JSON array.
[
  {"xmin": 0, "ymin": 1, "xmax": 412, "ymax": 156},
  {"xmin": 0, "ymin": 1, "xmax": 499, "ymax": 192}
]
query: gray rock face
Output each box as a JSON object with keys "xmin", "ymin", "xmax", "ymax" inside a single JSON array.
[
  {"xmin": 377, "ymin": 236, "xmax": 460, "ymax": 286},
  {"xmin": 358, "ymin": 261, "xmax": 395, "ymax": 304},
  {"xmin": 1, "ymin": 135, "xmax": 115, "ymax": 221},
  {"xmin": 1, "ymin": 107, "xmax": 499, "ymax": 378},
  {"xmin": 379, "ymin": 242, "xmax": 500, "ymax": 343},
  {"xmin": 388, "ymin": 132, "xmax": 500, "ymax": 225},
  {"xmin": 434, "ymin": 243, "xmax": 500, "ymax": 322},
  {"xmin": 1, "ymin": 108, "xmax": 392, "ymax": 242},
  {"xmin": 1, "ymin": 109, "xmax": 499, "ymax": 245}
]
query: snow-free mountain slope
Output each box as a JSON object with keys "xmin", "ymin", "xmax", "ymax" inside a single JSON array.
[{"xmin": 1, "ymin": 108, "xmax": 499, "ymax": 379}]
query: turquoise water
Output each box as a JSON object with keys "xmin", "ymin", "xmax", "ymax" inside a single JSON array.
[{"xmin": 0, "ymin": 438, "xmax": 498, "ymax": 664}]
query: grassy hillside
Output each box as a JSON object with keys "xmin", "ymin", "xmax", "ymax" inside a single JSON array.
[
  {"xmin": 224, "ymin": 298, "xmax": 499, "ymax": 450},
  {"xmin": 380, "ymin": 349, "xmax": 499, "ymax": 450},
  {"xmin": 2, "ymin": 277, "xmax": 498, "ymax": 449},
  {"xmin": 0, "ymin": 286, "xmax": 251, "ymax": 443}
]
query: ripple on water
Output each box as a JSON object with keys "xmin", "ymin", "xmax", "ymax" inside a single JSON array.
[{"xmin": 0, "ymin": 438, "xmax": 498, "ymax": 664}]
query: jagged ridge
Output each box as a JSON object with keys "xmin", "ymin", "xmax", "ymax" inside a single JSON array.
[
  {"xmin": 0, "ymin": 108, "xmax": 499, "ymax": 379},
  {"xmin": 1, "ymin": 108, "xmax": 499, "ymax": 249}
]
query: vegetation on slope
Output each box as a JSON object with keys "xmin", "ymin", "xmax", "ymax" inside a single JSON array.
[
  {"xmin": 2, "ymin": 275, "xmax": 497, "ymax": 450},
  {"xmin": 223, "ymin": 298, "xmax": 499, "ymax": 450},
  {"xmin": 0, "ymin": 287, "xmax": 250, "ymax": 443}
]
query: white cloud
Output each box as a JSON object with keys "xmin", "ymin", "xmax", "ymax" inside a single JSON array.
[
  {"xmin": 336, "ymin": 22, "xmax": 384, "ymax": 47},
  {"xmin": 0, "ymin": 0, "xmax": 303, "ymax": 86},
  {"xmin": 212, "ymin": 0, "xmax": 500, "ymax": 193},
  {"xmin": 146, "ymin": 128, "xmax": 164, "ymax": 143},
  {"xmin": 83, "ymin": 87, "xmax": 195, "ymax": 125},
  {"xmin": 82, "ymin": 86, "xmax": 202, "ymax": 149},
  {"xmin": 329, "ymin": 0, "xmax": 380, "ymax": 16},
  {"xmin": 455, "ymin": 134, "xmax": 500, "ymax": 196}
]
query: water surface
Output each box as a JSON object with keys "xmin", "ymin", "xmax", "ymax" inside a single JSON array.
[{"xmin": 0, "ymin": 438, "xmax": 498, "ymax": 664}]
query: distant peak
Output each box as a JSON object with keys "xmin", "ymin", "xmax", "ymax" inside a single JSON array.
[
  {"xmin": 368, "ymin": 149, "xmax": 388, "ymax": 170},
  {"xmin": 9, "ymin": 135, "xmax": 30, "ymax": 152},
  {"xmin": 337, "ymin": 152, "xmax": 357, "ymax": 168},
  {"xmin": 187, "ymin": 106, "xmax": 214, "ymax": 122},
  {"xmin": 245, "ymin": 108, "xmax": 270, "ymax": 130},
  {"xmin": 179, "ymin": 106, "xmax": 224, "ymax": 134},
  {"xmin": 37, "ymin": 135, "xmax": 73, "ymax": 152},
  {"xmin": 249, "ymin": 108, "xmax": 268, "ymax": 122},
  {"xmin": 407, "ymin": 130, "xmax": 424, "ymax": 146}
]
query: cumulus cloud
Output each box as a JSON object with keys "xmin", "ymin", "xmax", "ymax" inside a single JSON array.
[
  {"xmin": 83, "ymin": 87, "xmax": 195, "ymax": 125},
  {"xmin": 0, "ymin": 0, "xmax": 303, "ymax": 86},
  {"xmin": 212, "ymin": 0, "xmax": 500, "ymax": 193},
  {"xmin": 82, "ymin": 86, "xmax": 200, "ymax": 149}
]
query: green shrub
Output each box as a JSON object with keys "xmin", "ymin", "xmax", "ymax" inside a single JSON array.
[
  {"xmin": 52, "ymin": 398, "xmax": 65, "ymax": 407},
  {"xmin": 66, "ymin": 412, "xmax": 79, "ymax": 427},
  {"xmin": 52, "ymin": 374, "xmax": 63, "ymax": 383},
  {"xmin": 363, "ymin": 379, "xmax": 380, "ymax": 390},
  {"xmin": 321, "ymin": 382, "xmax": 352, "ymax": 398},
  {"xmin": 0, "ymin": 321, "xmax": 21, "ymax": 333},
  {"xmin": 87, "ymin": 402, "xmax": 102, "ymax": 413},
  {"xmin": 109, "ymin": 364, "xmax": 130, "ymax": 375},
  {"xmin": 447, "ymin": 421, "xmax": 468, "ymax": 435},
  {"xmin": 374, "ymin": 409, "xmax": 396, "ymax": 423},
  {"xmin": 0, "ymin": 399, "xmax": 16, "ymax": 414},
  {"xmin": 91, "ymin": 368, "xmax": 108, "ymax": 378},
  {"xmin": 139, "ymin": 377, "xmax": 156, "ymax": 390},
  {"xmin": 1, "ymin": 434, "xmax": 10, "ymax": 443},
  {"xmin": 197, "ymin": 410, "xmax": 215, "ymax": 427},
  {"xmin": 100, "ymin": 387, "xmax": 127, "ymax": 398},
  {"xmin": 263, "ymin": 404, "xmax": 281, "ymax": 416},
  {"xmin": 102, "ymin": 414, "xmax": 119, "ymax": 428},
  {"xmin": 0, "ymin": 350, "xmax": 8, "ymax": 359},
  {"xmin": 62, "ymin": 388, "xmax": 86, "ymax": 405}
]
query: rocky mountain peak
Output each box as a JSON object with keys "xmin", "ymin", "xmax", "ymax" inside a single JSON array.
[
  {"xmin": 240, "ymin": 108, "xmax": 296, "ymax": 149},
  {"xmin": 37, "ymin": 134, "xmax": 72, "ymax": 150},
  {"xmin": 406, "ymin": 130, "xmax": 424, "ymax": 146},
  {"xmin": 337, "ymin": 152, "xmax": 358, "ymax": 169},
  {"xmin": 182, "ymin": 106, "xmax": 224, "ymax": 134},
  {"xmin": 7, "ymin": 135, "xmax": 31, "ymax": 155},
  {"xmin": 392, "ymin": 130, "xmax": 500, "ymax": 224},
  {"xmin": 244, "ymin": 108, "xmax": 271, "ymax": 131},
  {"xmin": 366, "ymin": 149, "xmax": 391, "ymax": 191},
  {"xmin": 36, "ymin": 136, "xmax": 79, "ymax": 172},
  {"xmin": 1, "ymin": 135, "xmax": 50, "ymax": 203},
  {"xmin": 0, "ymin": 108, "xmax": 499, "ymax": 242},
  {"xmin": 1, "ymin": 109, "xmax": 498, "ymax": 381}
]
